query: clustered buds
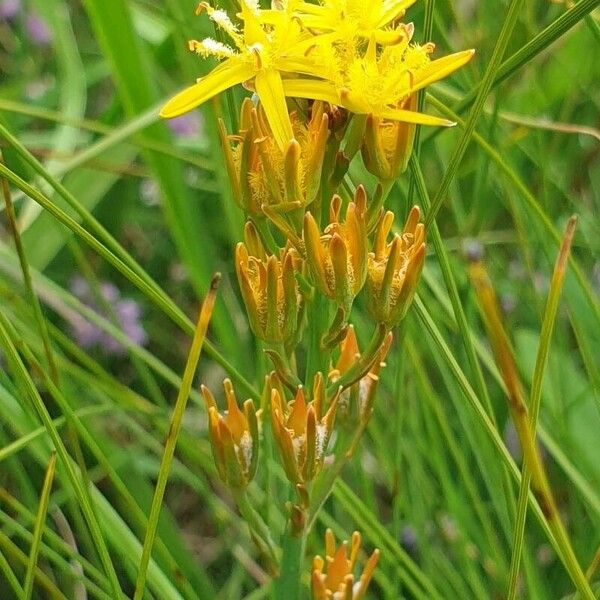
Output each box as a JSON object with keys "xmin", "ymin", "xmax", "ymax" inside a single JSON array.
[
  {"xmin": 311, "ymin": 529, "xmax": 380, "ymax": 600},
  {"xmin": 235, "ymin": 223, "xmax": 304, "ymax": 348},
  {"xmin": 219, "ymin": 99, "xmax": 331, "ymax": 229},
  {"xmin": 367, "ymin": 206, "xmax": 426, "ymax": 327},
  {"xmin": 303, "ymin": 187, "xmax": 368, "ymax": 314},
  {"xmin": 270, "ymin": 373, "xmax": 339, "ymax": 485},
  {"xmin": 202, "ymin": 379, "xmax": 260, "ymax": 488}
]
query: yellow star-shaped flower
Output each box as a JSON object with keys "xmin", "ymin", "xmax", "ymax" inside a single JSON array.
[{"xmin": 160, "ymin": 1, "xmax": 321, "ymax": 150}]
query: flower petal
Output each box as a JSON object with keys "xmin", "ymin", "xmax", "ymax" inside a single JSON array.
[
  {"xmin": 378, "ymin": 0, "xmax": 418, "ymax": 28},
  {"xmin": 380, "ymin": 107, "xmax": 455, "ymax": 127},
  {"xmin": 282, "ymin": 78, "xmax": 340, "ymax": 105},
  {"xmin": 160, "ymin": 60, "xmax": 254, "ymax": 118},
  {"xmin": 409, "ymin": 49, "xmax": 475, "ymax": 95},
  {"xmin": 254, "ymin": 68, "xmax": 294, "ymax": 150}
]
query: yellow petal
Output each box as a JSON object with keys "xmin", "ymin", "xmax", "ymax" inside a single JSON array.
[
  {"xmin": 409, "ymin": 49, "xmax": 475, "ymax": 95},
  {"xmin": 380, "ymin": 107, "xmax": 455, "ymax": 127},
  {"xmin": 239, "ymin": 1, "xmax": 268, "ymax": 47},
  {"xmin": 254, "ymin": 68, "xmax": 294, "ymax": 151},
  {"xmin": 160, "ymin": 60, "xmax": 255, "ymax": 118},
  {"xmin": 377, "ymin": 0, "xmax": 418, "ymax": 28},
  {"xmin": 282, "ymin": 79, "xmax": 340, "ymax": 105}
]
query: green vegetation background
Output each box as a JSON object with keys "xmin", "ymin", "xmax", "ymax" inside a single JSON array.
[{"xmin": 0, "ymin": 0, "xmax": 599, "ymax": 598}]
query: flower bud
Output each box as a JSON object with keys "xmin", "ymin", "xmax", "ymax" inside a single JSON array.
[
  {"xmin": 202, "ymin": 379, "xmax": 260, "ymax": 488},
  {"xmin": 235, "ymin": 222, "xmax": 304, "ymax": 346},
  {"xmin": 270, "ymin": 373, "xmax": 339, "ymax": 484},
  {"xmin": 366, "ymin": 206, "xmax": 426, "ymax": 327},
  {"xmin": 219, "ymin": 100, "xmax": 330, "ymax": 228},
  {"xmin": 361, "ymin": 93, "xmax": 418, "ymax": 181},
  {"xmin": 311, "ymin": 529, "xmax": 380, "ymax": 600},
  {"xmin": 329, "ymin": 325, "xmax": 392, "ymax": 423},
  {"xmin": 303, "ymin": 186, "xmax": 368, "ymax": 314}
]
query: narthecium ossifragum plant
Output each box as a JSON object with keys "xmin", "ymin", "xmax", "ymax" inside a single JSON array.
[{"xmin": 161, "ymin": 1, "xmax": 473, "ymax": 597}]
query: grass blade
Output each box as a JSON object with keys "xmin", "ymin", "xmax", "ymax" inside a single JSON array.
[
  {"xmin": 134, "ymin": 274, "xmax": 220, "ymax": 599},
  {"xmin": 425, "ymin": 0, "xmax": 526, "ymax": 225},
  {"xmin": 507, "ymin": 217, "xmax": 579, "ymax": 598},
  {"xmin": 23, "ymin": 451, "xmax": 57, "ymax": 600},
  {"xmin": 0, "ymin": 313, "xmax": 124, "ymax": 599}
]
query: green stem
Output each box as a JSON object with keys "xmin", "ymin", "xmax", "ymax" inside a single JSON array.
[
  {"xmin": 0, "ymin": 160, "xmax": 259, "ymax": 401},
  {"xmin": 305, "ymin": 293, "xmax": 331, "ymax": 386},
  {"xmin": 0, "ymin": 540, "xmax": 24, "ymax": 599},
  {"xmin": 508, "ymin": 218, "xmax": 577, "ymax": 598},
  {"xmin": 232, "ymin": 488, "xmax": 279, "ymax": 572},
  {"xmin": 307, "ymin": 421, "xmax": 368, "ymax": 532},
  {"xmin": 0, "ymin": 153, "xmax": 59, "ymax": 384},
  {"xmin": 0, "ymin": 313, "xmax": 124, "ymax": 599},
  {"xmin": 274, "ymin": 527, "xmax": 306, "ymax": 600}
]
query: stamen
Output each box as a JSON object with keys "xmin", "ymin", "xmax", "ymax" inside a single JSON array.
[{"xmin": 189, "ymin": 38, "xmax": 236, "ymax": 59}]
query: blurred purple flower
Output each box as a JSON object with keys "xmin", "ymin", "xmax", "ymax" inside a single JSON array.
[
  {"xmin": 167, "ymin": 113, "xmax": 201, "ymax": 138},
  {"xmin": 0, "ymin": 0, "xmax": 21, "ymax": 19},
  {"xmin": 400, "ymin": 525, "xmax": 419, "ymax": 556},
  {"xmin": 461, "ymin": 238, "xmax": 484, "ymax": 262},
  {"xmin": 26, "ymin": 13, "xmax": 52, "ymax": 45},
  {"xmin": 69, "ymin": 277, "xmax": 147, "ymax": 356}
]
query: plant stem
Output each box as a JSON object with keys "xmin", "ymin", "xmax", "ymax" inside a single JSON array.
[
  {"xmin": 307, "ymin": 421, "xmax": 368, "ymax": 532},
  {"xmin": 425, "ymin": 0, "xmax": 526, "ymax": 226},
  {"xmin": 0, "ymin": 314, "xmax": 124, "ymax": 599},
  {"xmin": 0, "ymin": 152, "xmax": 59, "ymax": 384},
  {"xmin": 305, "ymin": 293, "xmax": 330, "ymax": 386},
  {"xmin": 507, "ymin": 217, "xmax": 577, "ymax": 598},
  {"xmin": 232, "ymin": 488, "xmax": 279, "ymax": 572},
  {"xmin": 274, "ymin": 526, "xmax": 306, "ymax": 600}
]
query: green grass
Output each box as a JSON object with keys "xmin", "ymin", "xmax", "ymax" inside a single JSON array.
[{"xmin": 1, "ymin": 0, "xmax": 599, "ymax": 598}]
